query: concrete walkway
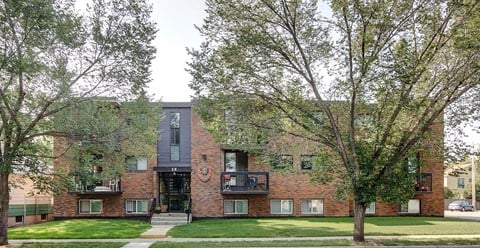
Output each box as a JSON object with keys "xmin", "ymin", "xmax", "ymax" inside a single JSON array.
[
  {"xmin": 139, "ymin": 225, "xmax": 175, "ymax": 238},
  {"xmin": 8, "ymin": 234, "xmax": 480, "ymax": 248}
]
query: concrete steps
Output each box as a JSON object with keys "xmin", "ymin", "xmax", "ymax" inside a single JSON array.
[{"xmin": 150, "ymin": 213, "xmax": 191, "ymax": 226}]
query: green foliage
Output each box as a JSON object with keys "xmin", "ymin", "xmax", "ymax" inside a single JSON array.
[
  {"xmin": 0, "ymin": 0, "xmax": 157, "ymax": 188},
  {"xmin": 0, "ymin": 0, "xmax": 157, "ymax": 244},
  {"xmin": 444, "ymin": 187, "xmax": 456, "ymax": 199},
  {"xmin": 189, "ymin": 0, "xmax": 480, "ymax": 241},
  {"xmin": 54, "ymin": 98, "xmax": 160, "ymax": 191},
  {"xmin": 464, "ymin": 183, "xmax": 480, "ymax": 200}
]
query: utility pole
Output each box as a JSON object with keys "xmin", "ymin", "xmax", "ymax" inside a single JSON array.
[{"xmin": 472, "ymin": 155, "xmax": 476, "ymax": 211}]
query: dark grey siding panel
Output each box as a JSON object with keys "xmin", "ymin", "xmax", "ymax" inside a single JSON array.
[{"xmin": 157, "ymin": 103, "xmax": 191, "ymax": 168}]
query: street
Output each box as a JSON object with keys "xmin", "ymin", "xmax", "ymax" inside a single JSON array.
[{"xmin": 445, "ymin": 210, "xmax": 480, "ymax": 221}]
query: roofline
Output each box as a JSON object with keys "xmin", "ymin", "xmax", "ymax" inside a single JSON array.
[{"xmin": 161, "ymin": 102, "xmax": 192, "ymax": 108}]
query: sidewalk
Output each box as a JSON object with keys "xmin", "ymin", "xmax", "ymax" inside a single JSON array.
[
  {"xmin": 8, "ymin": 234, "xmax": 480, "ymax": 247},
  {"xmin": 139, "ymin": 225, "xmax": 175, "ymax": 238}
]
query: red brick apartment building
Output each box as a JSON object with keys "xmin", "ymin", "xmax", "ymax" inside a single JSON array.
[{"xmin": 54, "ymin": 102, "xmax": 444, "ymax": 219}]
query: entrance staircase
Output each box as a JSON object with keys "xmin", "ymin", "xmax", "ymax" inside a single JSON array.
[{"xmin": 150, "ymin": 213, "xmax": 191, "ymax": 226}]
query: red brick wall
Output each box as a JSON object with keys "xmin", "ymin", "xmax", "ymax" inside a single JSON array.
[
  {"xmin": 191, "ymin": 112, "xmax": 350, "ymax": 218},
  {"xmin": 53, "ymin": 137, "xmax": 156, "ymax": 218},
  {"xmin": 190, "ymin": 111, "xmax": 444, "ymax": 218}
]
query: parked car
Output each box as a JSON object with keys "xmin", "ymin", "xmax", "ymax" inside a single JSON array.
[{"xmin": 448, "ymin": 200, "xmax": 475, "ymax": 211}]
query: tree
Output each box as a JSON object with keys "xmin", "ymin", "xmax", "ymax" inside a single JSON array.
[
  {"xmin": 0, "ymin": 0, "xmax": 156, "ymax": 245},
  {"xmin": 53, "ymin": 98, "xmax": 160, "ymax": 194},
  {"xmin": 188, "ymin": 0, "xmax": 480, "ymax": 242}
]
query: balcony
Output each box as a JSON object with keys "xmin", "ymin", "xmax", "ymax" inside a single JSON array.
[
  {"xmin": 220, "ymin": 172, "xmax": 269, "ymax": 195},
  {"xmin": 69, "ymin": 177, "xmax": 122, "ymax": 195},
  {"xmin": 415, "ymin": 173, "xmax": 432, "ymax": 193}
]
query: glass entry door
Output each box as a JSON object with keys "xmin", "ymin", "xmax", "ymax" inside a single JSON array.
[{"xmin": 159, "ymin": 172, "xmax": 191, "ymax": 212}]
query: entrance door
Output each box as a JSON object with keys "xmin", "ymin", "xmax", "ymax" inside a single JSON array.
[{"xmin": 159, "ymin": 172, "xmax": 191, "ymax": 212}]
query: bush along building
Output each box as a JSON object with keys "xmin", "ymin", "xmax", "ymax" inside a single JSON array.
[{"xmin": 54, "ymin": 101, "xmax": 444, "ymax": 222}]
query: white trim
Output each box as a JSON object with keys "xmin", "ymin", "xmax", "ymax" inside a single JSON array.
[
  {"xmin": 224, "ymin": 199, "xmax": 248, "ymax": 214},
  {"xmin": 301, "ymin": 199, "xmax": 323, "ymax": 214},
  {"xmin": 79, "ymin": 199, "xmax": 103, "ymax": 214},
  {"xmin": 126, "ymin": 199, "xmax": 148, "ymax": 214},
  {"xmin": 270, "ymin": 199, "xmax": 293, "ymax": 214}
]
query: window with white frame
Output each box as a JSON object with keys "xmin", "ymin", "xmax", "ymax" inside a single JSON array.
[
  {"xmin": 270, "ymin": 199, "xmax": 293, "ymax": 214},
  {"xmin": 126, "ymin": 156, "xmax": 148, "ymax": 171},
  {"xmin": 224, "ymin": 200, "xmax": 248, "ymax": 214},
  {"xmin": 366, "ymin": 202, "xmax": 376, "ymax": 214},
  {"xmin": 126, "ymin": 200, "xmax": 148, "ymax": 214},
  {"xmin": 301, "ymin": 199, "xmax": 323, "ymax": 214},
  {"xmin": 79, "ymin": 199, "xmax": 103, "ymax": 214},
  {"xmin": 399, "ymin": 199, "xmax": 420, "ymax": 214},
  {"xmin": 301, "ymin": 155, "xmax": 313, "ymax": 170}
]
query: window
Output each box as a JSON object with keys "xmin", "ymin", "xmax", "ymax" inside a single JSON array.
[
  {"xmin": 224, "ymin": 151, "xmax": 248, "ymax": 172},
  {"xmin": 40, "ymin": 214, "xmax": 48, "ymax": 220},
  {"xmin": 126, "ymin": 200, "xmax": 148, "ymax": 214},
  {"xmin": 224, "ymin": 200, "xmax": 248, "ymax": 214},
  {"xmin": 301, "ymin": 155, "xmax": 313, "ymax": 170},
  {"xmin": 399, "ymin": 199, "xmax": 420, "ymax": 214},
  {"xmin": 126, "ymin": 156, "xmax": 148, "ymax": 171},
  {"xmin": 270, "ymin": 199, "xmax": 293, "ymax": 214},
  {"xmin": 15, "ymin": 215, "xmax": 23, "ymax": 223},
  {"xmin": 354, "ymin": 114, "xmax": 373, "ymax": 128},
  {"xmin": 79, "ymin": 199, "xmax": 103, "ymax": 214},
  {"xmin": 407, "ymin": 153, "xmax": 419, "ymax": 174},
  {"xmin": 415, "ymin": 173, "xmax": 432, "ymax": 192},
  {"xmin": 457, "ymin": 178, "xmax": 465, "ymax": 189},
  {"xmin": 270, "ymin": 155, "xmax": 293, "ymax": 170},
  {"xmin": 301, "ymin": 199, "xmax": 323, "ymax": 214},
  {"xmin": 170, "ymin": 112, "xmax": 180, "ymax": 161},
  {"xmin": 225, "ymin": 152, "xmax": 236, "ymax": 172},
  {"xmin": 366, "ymin": 202, "xmax": 376, "ymax": 214}
]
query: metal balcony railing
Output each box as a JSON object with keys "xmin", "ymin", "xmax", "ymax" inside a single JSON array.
[
  {"xmin": 220, "ymin": 172, "xmax": 269, "ymax": 194},
  {"xmin": 70, "ymin": 177, "xmax": 122, "ymax": 195}
]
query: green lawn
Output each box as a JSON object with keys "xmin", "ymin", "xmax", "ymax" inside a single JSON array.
[
  {"xmin": 168, "ymin": 217, "xmax": 480, "ymax": 238},
  {"xmin": 151, "ymin": 238, "xmax": 480, "ymax": 248},
  {"xmin": 20, "ymin": 242, "xmax": 126, "ymax": 248},
  {"xmin": 9, "ymin": 219, "xmax": 150, "ymax": 239},
  {"xmin": 150, "ymin": 240, "xmax": 351, "ymax": 248}
]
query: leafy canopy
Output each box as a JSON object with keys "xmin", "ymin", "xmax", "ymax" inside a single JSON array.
[{"xmin": 188, "ymin": 0, "xmax": 480, "ymax": 206}]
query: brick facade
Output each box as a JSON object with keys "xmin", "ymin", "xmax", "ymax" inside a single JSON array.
[
  {"xmin": 190, "ymin": 110, "xmax": 444, "ymax": 218},
  {"xmin": 53, "ymin": 137, "xmax": 157, "ymax": 218},
  {"xmin": 53, "ymin": 102, "xmax": 444, "ymax": 219}
]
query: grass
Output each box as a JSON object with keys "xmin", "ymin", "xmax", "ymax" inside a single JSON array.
[
  {"xmin": 150, "ymin": 240, "xmax": 351, "ymax": 248},
  {"xmin": 150, "ymin": 238, "xmax": 480, "ymax": 247},
  {"xmin": 382, "ymin": 238, "xmax": 480, "ymax": 246},
  {"xmin": 19, "ymin": 242, "xmax": 127, "ymax": 248},
  {"xmin": 9, "ymin": 219, "xmax": 150, "ymax": 239},
  {"xmin": 168, "ymin": 216, "xmax": 480, "ymax": 238}
]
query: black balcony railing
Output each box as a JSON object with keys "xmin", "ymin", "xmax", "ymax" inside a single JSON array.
[
  {"xmin": 220, "ymin": 172, "xmax": 269, "ymax": 194},
  {"xmin": 69, "ymin": 177, "xmax": 122, "ymax": 195},
  {"xmin": 415, "ymin": 173, "xmax": 432, "ymax": 193}
]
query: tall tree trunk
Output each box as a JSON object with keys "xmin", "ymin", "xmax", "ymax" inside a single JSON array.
[
  {"xmin": 353, "ymin": 200, "xmax": 366, "ymax": 242},
  {"xmin": 0, "ymin": 172, "xmax": 9, "ymax": 245}
]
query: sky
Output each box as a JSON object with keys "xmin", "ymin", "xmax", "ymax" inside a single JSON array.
[
  {"xmin": 147, "ymin": 0, "xmax": 206, "ymax": 102},
  {"xmin": 147, "ymin": 1, "xmax": 479, "ymax": 148}
]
